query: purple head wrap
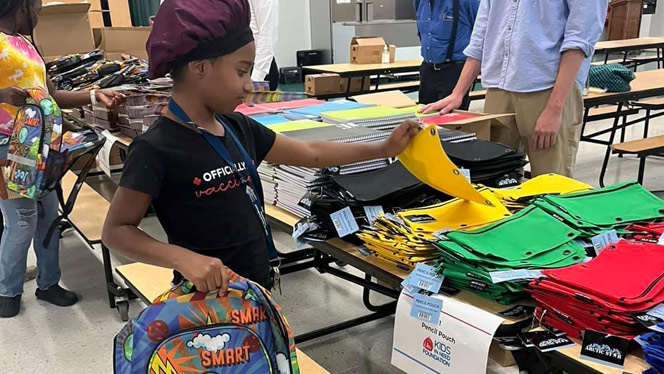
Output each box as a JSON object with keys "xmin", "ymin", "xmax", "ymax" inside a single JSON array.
[{"xmin": 147, "ymin": 0, "xmax": 254, "ymax": 79}]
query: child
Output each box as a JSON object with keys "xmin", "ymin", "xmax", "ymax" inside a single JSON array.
[
  {"xmin": 102, "ymin": 0, "xmax": 420, "ymax": 294},
  {"xmin": 0, "ymin": 0, "xmax": 123, "ymax": 318}
]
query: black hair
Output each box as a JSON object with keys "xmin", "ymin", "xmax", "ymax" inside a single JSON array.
[
  {"xmin": 0, "ymin": 0, "xmax": 25, "ymax": 20},
  {"xmin": 0, "ymin": 0, "xmax": 42, "ymax": 59},
  {"xmin": 170, "ymin": 57, "xmax": 221, "ymax": 85},
  {"xmin": 170, "ymin": 64, "xmax": 186, "ymax": 83}
]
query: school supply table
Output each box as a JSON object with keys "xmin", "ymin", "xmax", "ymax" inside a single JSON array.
[{"xmin": 303, "ymin": 58, "xmax": 423, "ymax": 99}]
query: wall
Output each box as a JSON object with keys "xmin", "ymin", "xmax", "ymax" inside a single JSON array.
[
  {"xmin": 274, "ymin": 0, "xmax": 312, "ymax": 67},
  {"xmin": 648, "ymin": 3, "xmax": 664, "ymax": 37}
]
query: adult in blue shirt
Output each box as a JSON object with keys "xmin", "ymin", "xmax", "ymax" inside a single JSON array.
[
  {"xmin": 421, "ymin": 0, "xmax": 607, "ymax": 177},
  {"xmin": 415, "ymin": 0, "xmax": 480, "ymax": 106}
]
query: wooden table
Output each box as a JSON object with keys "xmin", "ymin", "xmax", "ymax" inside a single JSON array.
[
  {"xmin": 595, "ymin": 37, "xmax": 664, "ymax": 54},
  {"xmin": 585, "ymin": 68, "xmax": 664, "ymax": 107},
  {"xmin": 303, "ymin": 58, "xmax": 423, "ymax": 99},
  {"xmin": 264, "ymin": 205, "xmax": 651, "ymax": 374},
  {"xmin": 304, "ymin": 58, "xmax": 423, "ymax": 76},
  {"xmin": 594, "ymin": 37, "xmax": 664, "ymax": 67},
  {"xmin": 110, "ymin": 129, "xmax": 652, "ymax": 374},
  {"xmin": 582, "ymin": 69, "xmax": 664, "ymax": 186},
  {"xmin": 554, "ymin": 344, "xmax": 650, "ymax": 374},
  {"xmin": 115, "ymin": 263, "xmax": 330, "ymax": 374}
]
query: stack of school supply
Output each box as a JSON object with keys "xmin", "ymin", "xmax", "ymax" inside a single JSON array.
[
  {"xmin": 530, "ymin": 240, "xmax": 664, "ymax": 339},
  {"xmin": 273, "ymin": 124, "xmax": 389, "ymax": 217}
]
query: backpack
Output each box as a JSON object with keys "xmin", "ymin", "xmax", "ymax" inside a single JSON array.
[
  {"xmin": 588, "ymin": 64, "xmax": 636, "ymax": 93},
  {"xmin": 3, "ymin": 87, "xmax": 104, "ymax": 201},
  {"xmin": 114, "ymin": 271, "xmax": 300, "ymax": 374},
  {"xmin": 5, "ymin": 87, "xmax": 64, "ymax": 199}
]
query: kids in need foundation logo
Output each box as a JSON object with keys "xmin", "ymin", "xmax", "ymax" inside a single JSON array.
[{"xmin": 422, "ymin": 336, "xmax": 453, "ymax": 367}]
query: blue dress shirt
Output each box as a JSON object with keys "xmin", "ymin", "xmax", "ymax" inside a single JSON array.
[{"xmin": 464, "ymin": 0, "xmax": 608, "ymax": 92}]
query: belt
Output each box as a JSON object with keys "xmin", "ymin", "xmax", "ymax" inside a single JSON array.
[{"xmin": 424, "ymin": 60, "xmax": 464, "ymax": 71}]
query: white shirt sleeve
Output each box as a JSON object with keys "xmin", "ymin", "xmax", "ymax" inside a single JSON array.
[{"xmin": 249, "ymin": 0, "xmax": 279, "ymax": 82}]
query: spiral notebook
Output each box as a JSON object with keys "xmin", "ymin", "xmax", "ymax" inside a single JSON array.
[
  {"xmin": 321, "ymin": 105, "xmax": 415, "ymax": 124},
  {"xmin": 256, "ymin": 99, "xmax": 326, "ymax": 111},
  {"xmin": 420, "ymin": 112, "xmax": 482, "ymax": 125},
  {"xmin": 272, "ymin": 123, "xmax": 391, "ymax": 216},
  {"xmin": 269, "ymin": 120, "xmax": 332, "ymax": 134},
  {"xmin": 280, "ymin": 123, "xmax": 388, "ymax": 143},
  {"xmin": 283, "ymin": 100, "xmax": 371, "ymax": 120},
  {"xmin": 438, "ymin": 127, "xmax": 477, "ymax": 143},
  {"xmin": 253, "ymin": 114, "xmax": 291, "ymax": 126}
]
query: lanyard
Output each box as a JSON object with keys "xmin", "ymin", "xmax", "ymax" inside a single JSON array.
[{"xmin": 168, "ymin": 100, "xmax": 279, "ymax": 262}]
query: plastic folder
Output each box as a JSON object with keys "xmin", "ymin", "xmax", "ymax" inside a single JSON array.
[{"xmin": 398, "ymin": 125, "xmax": 495, "ymax": 206}]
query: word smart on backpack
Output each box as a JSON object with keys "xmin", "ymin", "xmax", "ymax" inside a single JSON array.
[{"xmin": 114, "ymin": 271, "xmax": 300, "ymax": 374}]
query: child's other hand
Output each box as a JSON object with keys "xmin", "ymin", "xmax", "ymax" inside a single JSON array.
[
  {"xmin": 0, "ymin": 86, "xmax": 29, "ymax": 107},
  {"xmin": 96, "ymin": 89, "xmax": 125, "ymax": 109},
  {"xmin": 177, "ymin": 252, "xmax": 230, "ymax": 294},
  {"xmin": 381, "ymin": 119, "xmax": 420, "ymax": 157}
]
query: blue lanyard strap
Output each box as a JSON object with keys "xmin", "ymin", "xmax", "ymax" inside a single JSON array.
[{"xmin": 168, "ymin": 100, "xmax": 279, "ymax": 262}]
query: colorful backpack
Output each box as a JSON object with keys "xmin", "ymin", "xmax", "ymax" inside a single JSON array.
[
  {"xmin": 5, "ymin": 87, "xmax": 63, "ymax": 199},
  {"xmin": 114, "ymin": 271, "xmax": 300, "ymax": 374}
]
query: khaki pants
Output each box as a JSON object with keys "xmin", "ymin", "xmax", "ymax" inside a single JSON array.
[{"xmin": 484, "ymin": 87, "xmax": 584, "ymax": 177}]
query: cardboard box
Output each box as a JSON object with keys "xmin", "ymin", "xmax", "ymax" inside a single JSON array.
[
  {"xmin": 107, "ymin": 0, "xmax": 132, "ymax": 27},
  {"xmin": 34, "ymin": 3, "xmax": 96, "ymax": 59},
  {"xmin": 440, "ymin": 111, "xmax": 515, "ymax": 141},
  {"xmin": 305, "ymin": 73, "xmax": 341, "ymax": 95},
  {"xmin": 95, "ymin": 27, "xmax": 151, "ymax": 60},
  {"xmin": 489, "ymin": 341, "xmax": 516, "ymax": 367},
  {"xmin": 47, "ymin": 0, "xmax": 132, "ymax": 28},
  {"xmin": 45, "ymin": 0, "xmax": 101, "ymax": 27},
  {"xmin": 353, "ymin": 90, "xmax": 416, "ymax": 108},
  {"xmin": 340, "ymin": 76, "xmax": 371, "ymax": 94},
  {"xmin": 350, "ymin": 36, "xmax": 395, "ymax": 64}
]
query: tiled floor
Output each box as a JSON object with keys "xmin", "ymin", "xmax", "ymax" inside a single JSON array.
[{"xmin": 2, "ymin": 99, "xmax": 664, "ymax": 373}]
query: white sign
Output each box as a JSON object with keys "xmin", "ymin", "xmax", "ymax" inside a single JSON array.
[
  {"xmin": 98, "ymin": 130, "xmax": 120, "ymax": 178},
  {"xmin": 392, "ymin": 290, "xmax": 504, "ymax": 374}
]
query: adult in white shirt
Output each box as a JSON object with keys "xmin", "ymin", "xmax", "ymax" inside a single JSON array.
[{"xmin": 248, "ymin": 0, "xmax": 279, "ymax": 90}]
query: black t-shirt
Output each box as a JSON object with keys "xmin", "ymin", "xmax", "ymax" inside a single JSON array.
[{"xmin": 120, "ymin": 114, "xmax": 277, "ymax": 287}]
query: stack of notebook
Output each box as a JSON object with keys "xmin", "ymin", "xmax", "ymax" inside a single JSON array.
[
  {"xmin": 235, "ymin": 99, "xmax": 326, "ymax": 116},
  {"xmin": 258, "ymin": 119, "xmax": 333, "ymax": 206},
  {"xmin": 320, "ymin": 105, "xmax": 421, "ymax": 131},
  {"xmin": 274, "ymin": 124, "xmax": 390, "ymax": 217},
  {"xmin": 283, "ymin": 100, "xmax": 371, "ymax": 121},
  {"xmin": 252, "ymin": 114, "xmax": 291, "ymax": 126}
]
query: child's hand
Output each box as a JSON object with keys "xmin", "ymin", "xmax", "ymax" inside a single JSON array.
[
  {"xmin": 95, "ymin": 89, "xmax": 125, "ymax": 109},
  {"xmin": 381, "ymin": 119, "xmax": 420, "ymax": 157},
  {"xmin": 0, "ymin": 86, "xmax": 28, "ymax": 106},
  {"xmin": 177, "ymin": 252, "xmax": 230, "ymax": 294}
]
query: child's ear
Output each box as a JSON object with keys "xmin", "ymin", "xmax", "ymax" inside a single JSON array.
[{"xmin": 188, "ymin": 60, "xmax": 210, "ymax": 79}]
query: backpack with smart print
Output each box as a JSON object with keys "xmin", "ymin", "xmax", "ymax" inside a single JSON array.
[
  {"xmin": 3, "ymin": 87, "xmax": 104, "ymax": 201},
  {"xmin": 114, "ymin": 271, "xmax": 300, "ymax": 374},
  {"xmin": 5, "ymin": 87, "xmax": 63, "ymax": 199}
]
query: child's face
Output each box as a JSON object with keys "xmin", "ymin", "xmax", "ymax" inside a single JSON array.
[
  {"xmin": 201, "ymin": 41, "xmax": 256, "ymax": 114},
  {"xmin": 16, "ymin": 0, "xmax": 42, "ymax": 34}
]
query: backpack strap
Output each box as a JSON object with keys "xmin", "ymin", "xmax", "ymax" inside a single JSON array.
[{"xmin": 249, "ymin": 282, "xmax": 299, "ymax": 373}]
